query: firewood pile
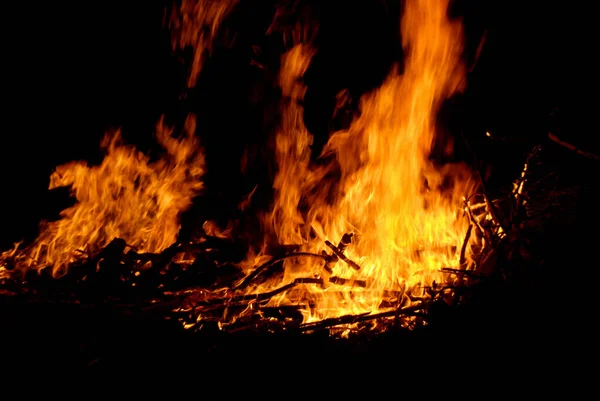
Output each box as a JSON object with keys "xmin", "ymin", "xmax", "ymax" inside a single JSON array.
[{"xmin": 1, "ymin": 137, "xmax": 583, "ymax": 341}]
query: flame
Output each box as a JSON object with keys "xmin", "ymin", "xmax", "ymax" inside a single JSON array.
[
  {"xmin": 170, "ymin": 0, "xmax": 239, "ymax": 87},
  {"xmin": 1, "ymin": 0, "xmax": 477, "ymax": 331},
  {"xmin": 1, "ymin": 0, "xmax": 229, "ymax": 279},
  {"xmin": 267, "ymin": 43, "xmax": 316, "ymax": 246},
  {"xmin": 249, "ymin": 0, "xmax": 475, "ymax": 321},
  {"xmin": 1, "ymin": 116, "xmax": 204, "ymax": 277}
]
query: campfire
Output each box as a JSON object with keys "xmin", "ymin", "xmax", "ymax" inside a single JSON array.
[{"xmin": 0, "ymin": 0, "xmax": 591, "ymax": 353}]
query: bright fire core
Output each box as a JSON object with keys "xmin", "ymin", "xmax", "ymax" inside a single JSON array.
[
  {"xmin": 1, "ymin": 0, "xmax": 476, "ymax": 327},
  {"xmin": 252, "ymin": 0, "xmax": 475, "ymax": 322}
]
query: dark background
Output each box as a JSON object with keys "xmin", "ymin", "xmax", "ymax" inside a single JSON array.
[
  {"xmin": 0, "ymin": 1, "xmax": 598, "ymax": 385},
  {"xmin": 0, "ymin": 0, "xmax": 594, "ymax": 248}
]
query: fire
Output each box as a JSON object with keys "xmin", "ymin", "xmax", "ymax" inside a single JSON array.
[
  {"xmin": 169, "ymin": 0, "xmax": 239, "ymax": 88},
  {"xmin": 267, "ymin": 42, "xmax": 316, "ymax": 248},
  {"xmin": 247, "ymin": 0, "xmax": 475, "ymax": 322},
  {"xmin": 1, "ymin": 116, "xmax": 204, "ymax": 277},
  {"xmin": 1, "ymin": 0, "xmax": 478, "ymax": 331}
]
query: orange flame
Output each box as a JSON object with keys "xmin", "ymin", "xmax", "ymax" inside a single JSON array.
[
  {"xmin": 1, "ymin": 0, "xmax": 230, "ymax": 280},
  {"xmin": 248, "ymin": 0, "xmax": 475, "ymax": 322},
  {"xmin": 0, "ymin": 0, "xmax": 477, "ymax": 331},
  {"xmin": 267, "ymin": 43, "xmax": 316, "ymax": 246},
  {"xmin": 170, "ymin": 0, "xmax": 239, "ymax": 87},
  {"xmin": 1, "ymin": 116, "xmax": 204, "ymax": 277}
]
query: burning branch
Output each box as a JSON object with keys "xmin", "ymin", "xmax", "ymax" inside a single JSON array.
[
  {"xmin": 548, "ymin": 133, "xmax": 599, "ymax": 161},
  {"xmin": 463, "ymin": 197, "xmax": 492, "ymax": 247},
  {"xmin": 440, "ymin": 267, "xmax": 484, "ymax": 279},
  {"xmin": 299, "ymin": 304, "xmax": 424, "ymax": 332},
  {"xmin": 459, "ymin": 223, "xmax": 473, "ymax": 267},
  {"xmin": 216, "ymin": 277, "xmax": 323, "ymax": 306},
  {"xmin": 323, "ymin": 233, "xmax": 361, "ymax": 271}
]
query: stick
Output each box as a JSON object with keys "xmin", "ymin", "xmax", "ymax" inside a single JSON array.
[
  {"xmin": 483, "ymin": 194, "xmax": 506, "ymax": 237},
  {"xmin": 189, "ymin": 277, "xmax": 324, "ymax": 309},
  {"xmin": 513, "ymin": 145, "xmax": 542, "ymax": 216},
  {"xmin": 463, "ymin": 198, "xmax": 493, "ymax": 246},
  {"xmin": 323, "ymin": 233, "xmax": 355, "ymax": 273},
  {"xmin": 548, "ymin": 133, "xmax": 599, "ymax": 160},
  {"xmin": 324, "ymin": 240, "xmax": 361, "ymax": 270},
  {"xmin": 234, "ymin": 252, "xmax": 328, "ymax": 290},
  {"xmin": 440, "ymin": 267, "xmax": 484, "ymax": 278},
  {"xmin": 328, "ymin": 276, "xmax": 367, "ymax": 288},
  {"xmin": 459, "ymin": 223, "xmax": 473, "ymax": 267},
  {"xmin": 298, "ymin": 303, "xmax": 424, "ymax": 331}
]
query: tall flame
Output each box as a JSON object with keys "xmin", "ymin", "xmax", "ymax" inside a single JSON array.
[
  {"xmin": 266, "ymin": 23, "xmax": 317, "ymax": 247},
  {"xmin": 0, "ymin": 0, "xmax": 476, "ymax": 329},
  {"xmin": 2, "ymin": 116, "xmax": 204, "ymax": 277},
  {"xmin": 254, "ymin": 0, "xmax": 475, "ymax": 320}
]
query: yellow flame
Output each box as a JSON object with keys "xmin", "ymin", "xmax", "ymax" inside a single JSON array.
[
  {"xmin": 1, "ymin": 116, "xmax": 204, "ymax": 277},
  {"xmin": 0, "ymin": 0, "xmax": 477, "ymax": 330},
  {"xmin": 1, "ymin": 0, "xmax": 231, "ymax": 279},
  {"xmin": 266, "ymin": 43, "xmax": 316, "ymax": 245},
  {"xmin": 252, "ymin": 0, "xmax": 475, "ymax": 321}
]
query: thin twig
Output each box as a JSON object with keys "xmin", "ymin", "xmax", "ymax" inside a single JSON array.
[
  {"xmin": 549, "ymin": 133, "xmax": 599, "ymax": 160},
  {"xmin": 459, "ymin": 223, "xmax": 473, "ymax": 267},
  {"xmin": 464, "ymin": 198, "xmax": 493, "ymax": 246},
  {"xmin": 483, "ymin": 193, "xmax": 506, "ymax": 236},
  {"xmin": 298, "ymin": 303, "xmax": 424, "ymax": 332},
  {"xmin": 192, "ymin": 277, "xmax": 324, "ymax": 309},
  {"xmin": 514, "ymin": 145, "xmax": 541, "ymax": 199},
  {"xmin": 234, "ymin": 252, "xmax": 328, "ymax": 290},
  {"xmin": 440, "ymin": 267, "xmax": 484, "ymax": 278}
]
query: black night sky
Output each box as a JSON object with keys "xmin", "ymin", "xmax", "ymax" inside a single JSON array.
[{"xmin": 0, "ymin": 0, "xmax": 594, "ymax": 246}]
